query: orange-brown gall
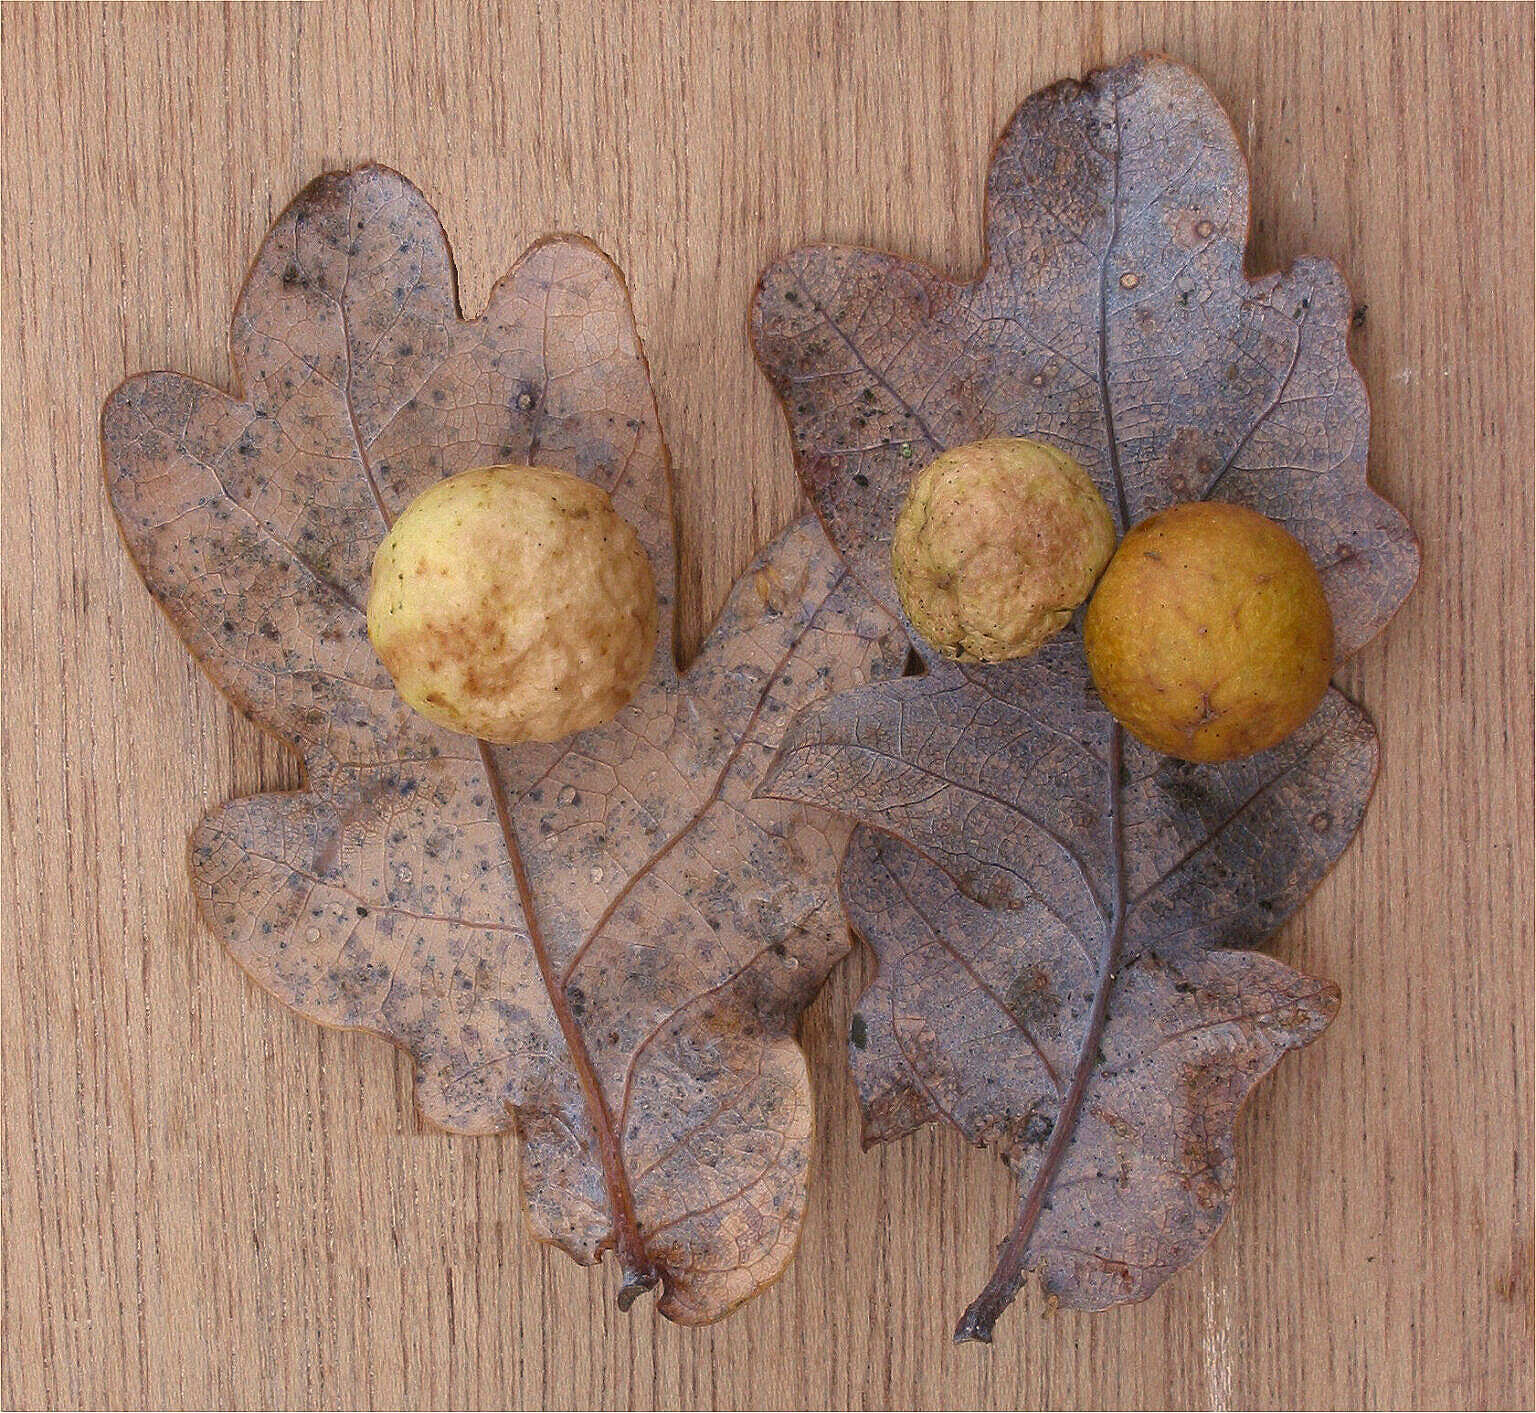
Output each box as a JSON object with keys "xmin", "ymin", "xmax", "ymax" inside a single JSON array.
[
  {"xmin": 367, "ymin": 465, "xmax": 657, "ymax": 743},
  {"xmin": 1083, "ymin": 502, "xmax": 1334, "ymax": 762},
  {"xmin": 891, "ymin": 438, "xmax": 1116, "ymax": 662}
]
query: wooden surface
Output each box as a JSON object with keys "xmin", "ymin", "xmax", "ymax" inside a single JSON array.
[{"xmin": 2, "ymin": 3, "xmax": 1531, "ymax": 1408}]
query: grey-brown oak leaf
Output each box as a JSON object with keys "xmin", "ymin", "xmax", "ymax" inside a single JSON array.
[
  {"xmin": 103, "ymin": 164, "xmax": 906, "ymax": 1324},
  {"xmin": 762, "ymin": 635, "xmax": 1368, "ymax": 1334},
  {"xmin": 750, "ymin": 56, "xmax": 1417, "ymax": 1338},
  {"xmin": 750, "ymin": 53, "xmax": 1418, "ymax": 659}
]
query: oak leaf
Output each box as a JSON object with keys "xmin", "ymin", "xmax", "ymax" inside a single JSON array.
[
  {"xmin": 103, "ymin": 164, "xmax": 905, "ymax": 1323},
  {"xmin": 767, "ymin": 648, "xmax": 1365, "ymax": 1334},
  {"xmin": 751, "ymin": 55, "xmax": 1418, "ymax": 1338}
]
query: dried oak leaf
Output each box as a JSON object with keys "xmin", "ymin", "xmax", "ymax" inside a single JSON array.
[
  {"xmin": 103, "ymin": 164, "xmax": 905, "ymax": 1324},
  {"xmin": 768, "ymin": 647, "xmax": 1366, "ymax": 1334},
  {"xmin": 750, "ymin": 55, "xmax": 1418, "ymax": 1339}
]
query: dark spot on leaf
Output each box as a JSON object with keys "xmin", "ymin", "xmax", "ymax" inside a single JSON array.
[{"xmin": 1021, "ymin": 1112, "xmax": 1054, "ymax": 1146}]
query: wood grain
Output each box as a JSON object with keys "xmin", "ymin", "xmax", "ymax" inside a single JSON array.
[{"xmin": 2, "ymin": 2, "xmax": 1530, "ymax": 1407}]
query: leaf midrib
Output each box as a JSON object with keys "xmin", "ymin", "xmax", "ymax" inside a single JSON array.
[
  {"xmin": 956, "ymin": 90, "xmax": 1131, "ymax": 1342},
  {"xmin": 313, "ymin": 256, "xmax": 659, "ymax": 1299}
]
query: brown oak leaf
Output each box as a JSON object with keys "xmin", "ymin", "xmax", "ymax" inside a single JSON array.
[
  {"xmin": 103, "ymin": 164, "xmax": 905, "ymax": 1323},
  {"xmin": 750, "ymin": 55, "xmax": 1418, "ymax": 1338}
]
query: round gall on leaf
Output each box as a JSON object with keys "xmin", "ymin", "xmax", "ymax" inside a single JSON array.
[
  {"xmin": 891, "ymin": 438, "xmax": 1116, "ymax": 662},
  {"xmin": 367, "ymin": 465, "xmax": 658, "ymax": 744},
  {"xmin": 1084, "ymin": 502, "xmax": 1334, "ymax": 763}
]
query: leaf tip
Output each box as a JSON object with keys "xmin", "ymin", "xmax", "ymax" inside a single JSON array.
[
  {"xmin": 751, "ymin": 706, "xmax": 818, "ymax": 805},
  {"xmin": 752, "ymin": 750, "xmax": 788, "ymax": 804},
  {"xmin": 952, "ymin": 1305, "xmax": 996, "ymax": 1346},
  {"xmin": 616, "ymin": 1265, "xmax": 661, "ymax": 1312}
]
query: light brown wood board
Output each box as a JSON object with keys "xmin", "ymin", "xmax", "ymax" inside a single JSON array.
[{"xmin": 2, "ymin": 3, "xmax": 1531, "ymax": 1408}]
